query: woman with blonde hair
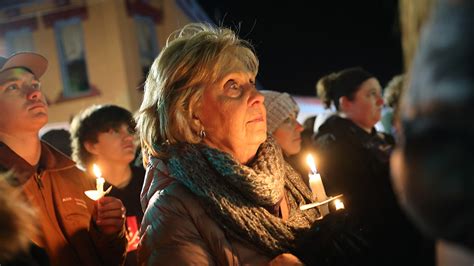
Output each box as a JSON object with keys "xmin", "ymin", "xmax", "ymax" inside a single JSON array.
[
  {"xmin": 136, "ymin": 23, "xmax": 319, "ymax": 265},
  {"xmin": 313, "ymin": 72, "xmax": 338, "ymax": 133},
  {"xmin": 380, "ymin": 74, "xmax": 404, "ymax": 137}
]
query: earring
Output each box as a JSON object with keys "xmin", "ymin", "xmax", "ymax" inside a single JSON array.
[{"xmin": 199, "ymin": 129, "xmax": 206, "ymax": 140}]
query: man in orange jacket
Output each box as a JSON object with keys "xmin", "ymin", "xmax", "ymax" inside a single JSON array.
[{"xmin": 0, "ymin": 52, "xmax": 127, "ymax": 265}]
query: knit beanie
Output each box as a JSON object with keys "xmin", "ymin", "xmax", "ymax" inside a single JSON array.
[{"xmin": 261, "ymin": 90, "xmax": 299, "ymax": 133}]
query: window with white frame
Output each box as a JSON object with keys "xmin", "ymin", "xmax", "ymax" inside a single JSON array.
[
  {"xmin": 4, "ymin": 27, "xmax": 35, "ymax": 55},
  {"xmin": 54, "ymin": 17, "xmax": 90, "ymax": 97},
  {"xmin": 134, "ymin": 15, "xmax": 158, "ymax": 78}
]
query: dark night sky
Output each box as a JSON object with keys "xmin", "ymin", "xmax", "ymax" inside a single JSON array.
[{"xmin": 196, "ymin": 0, "xmax": 403, "ymax": 96}]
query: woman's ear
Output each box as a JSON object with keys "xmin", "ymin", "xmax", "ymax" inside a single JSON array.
[
  {"xmin": 189, "ymin": 96, "xmax": 203, "ymax": 132},
  {"xmin": 191, "ymin": 112, "xmax": 202, "ymax": 133},
  {"xmin": 339, "ymin": 96, "xmax": 351, "ymax": 112}
]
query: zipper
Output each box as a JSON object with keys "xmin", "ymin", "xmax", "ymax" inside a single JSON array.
[{"xmin": 34, "ymin": 171, "xmax": 44, "ymax": 189}]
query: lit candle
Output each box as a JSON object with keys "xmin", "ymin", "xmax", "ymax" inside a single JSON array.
[
  {"xmin": 306, "ymin": 154, "xmax": 328, "ymax": 202},
  {"xmin": 334, "ymin": 199, "xmax": 345, "ymax": 210},
  {"xmin": 85, "ymin": 164, "xmax": 111, "ymax": 201},
  {"xmin": 92, "ymin": 164, "xmax": 105, "ymax": 193}
]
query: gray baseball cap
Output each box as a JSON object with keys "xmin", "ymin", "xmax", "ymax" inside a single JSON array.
[{"xmin": 0, "ymin": 52, "xmax": 48, "ymax": 78}]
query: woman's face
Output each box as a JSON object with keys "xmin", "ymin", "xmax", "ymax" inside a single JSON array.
[
  {"xmin": 273, "ymin": 113, "xmax": 304, "ymax": 156},
  {"xmin": 197, "ymin": 71, "xmax": 266, "ymax": 163},
  {"xmin": 343, "ymin": 78, "xmax": 383, "ymax": 131}
]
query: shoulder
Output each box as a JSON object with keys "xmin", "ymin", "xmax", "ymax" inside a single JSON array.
[
  {"xmin": 143, "ymin": 182, "xmax": 206, "ymax": 224},
  {"xmin": 41, "ymin": 141, "xmax": 75, "ymax": 169},
  {"xmin": 56, "ymin": 164, "xmax": 89, "ymax": 179},
  {"xmin": 140, "ymin": 183, "xmax": 232, "ymax": 265},
  {"xmin": 376, "ymin": 132, "xmax": 396, "ymax": 145},
  {"xmin": 316, "ymin": 116, "xmax": 352, "ymax": 136},
  {"xmin": 314, "ymin": 116, "xmax": 352, "ymax": 146},
  {"xmin": 51, "ymin": 164, "xmax": 95, "ymax": 192}
]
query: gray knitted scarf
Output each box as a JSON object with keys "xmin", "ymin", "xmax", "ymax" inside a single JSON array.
[{"xmin": 161, "ymin": 137, "xmax": 319, "ymax": 256}]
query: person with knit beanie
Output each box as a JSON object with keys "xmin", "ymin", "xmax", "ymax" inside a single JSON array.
[
  {"xmin": 260, "ymin": 90, "xmax": 314, "ymax": 188},
  {"xmin": 261, "ymin": 90, "xmax": 304, "ymax": 156}
]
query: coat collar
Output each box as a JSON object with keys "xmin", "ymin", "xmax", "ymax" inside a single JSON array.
[{"xmin": 0, "ymin": 141, "xmax": 75, "ymax": 186}]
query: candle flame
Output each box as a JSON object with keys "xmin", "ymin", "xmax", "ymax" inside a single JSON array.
[
  {"xmin": 334, "ymin": 199, "xmax": 345, "ymax": 210},
  {"xmin": 92, "ymin": 164, "xmax": 102, "ymax": 178},
  {"xmin": 306, "ymin": 154, "xmax": 317, "ymax": 174}
]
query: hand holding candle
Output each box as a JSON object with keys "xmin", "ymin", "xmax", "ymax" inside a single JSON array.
[{"xmin": 306, "ymin": 154, "xmax": 328, "ymax": 201}]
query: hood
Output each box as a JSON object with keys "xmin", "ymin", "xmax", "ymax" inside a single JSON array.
[{"xmin": 140, "ymin": 156, "xmax": 174, "ymax": 212}]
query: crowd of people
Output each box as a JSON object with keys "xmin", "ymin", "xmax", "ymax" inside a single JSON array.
[{"xmin": 0, "ymin": 0, "xmax": 472, "ymax": 265}]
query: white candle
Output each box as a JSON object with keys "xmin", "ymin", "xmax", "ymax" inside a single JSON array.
[
  {"xmin": 334, "ymin": 199, "xmax": 345, "ymax": 210},
  {"xmin": 92, "ymin": 164, "xmax": 105, "ymax": 193},
  {"xmin": 306, "ymin": 154, "xmax": 328, "ymax": 201}
]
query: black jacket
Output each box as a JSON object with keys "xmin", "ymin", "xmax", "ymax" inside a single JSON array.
[{"xmin": 314, "ymin": 115, "xmax": 433, "ymax": 265}]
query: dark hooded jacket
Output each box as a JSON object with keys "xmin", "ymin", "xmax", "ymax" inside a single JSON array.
[{"xmin": 314, "ymin": 115, "xmax": 433, "ymax": 265}]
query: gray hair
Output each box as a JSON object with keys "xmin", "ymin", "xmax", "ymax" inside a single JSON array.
[{"xmin": 136, "ymin": 23, "xmax": 259, "ymax": 159}]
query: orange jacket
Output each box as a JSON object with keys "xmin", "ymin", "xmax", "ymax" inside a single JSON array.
[{"xmin": 0, "ymin": 141, "xmax": 127, "ymax": 266}]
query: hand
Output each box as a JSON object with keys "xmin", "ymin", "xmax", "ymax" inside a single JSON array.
[
  {"xmin": 292, "ymin": 210, "xmax": 369, "ymax": 266},
  {"xmin": 268, "ymin": 253, "xmax": 303, "ymax": 266},
  {"xmin": 93, "ymin": 196, "xmax": 126, "ymax": 235}
]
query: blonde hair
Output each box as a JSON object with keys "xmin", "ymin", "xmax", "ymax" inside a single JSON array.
[
  {"xmin": 315, "ymin": 72, "xmax": 337, "ymax": 109},
  {"xmin": 136, "ymin": 23, "xmax": 259, "ymax": 160},
  {"xmin": 384, "ymin": 74, "xmax": 405, "ymax": 109}
]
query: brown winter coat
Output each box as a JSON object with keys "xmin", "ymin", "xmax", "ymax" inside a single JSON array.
[
  {"xmin": 0, "ymin": 141, "xmax": 127, "ymax": 266},
  {"xmin": 138, "ymin": 160, "xmax": 290, "ymax": 266}
]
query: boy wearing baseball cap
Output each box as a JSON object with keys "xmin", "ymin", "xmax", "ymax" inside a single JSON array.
[{"xmin": 0, "ymin": 52, "xmax": 127, "ymax": 265}]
